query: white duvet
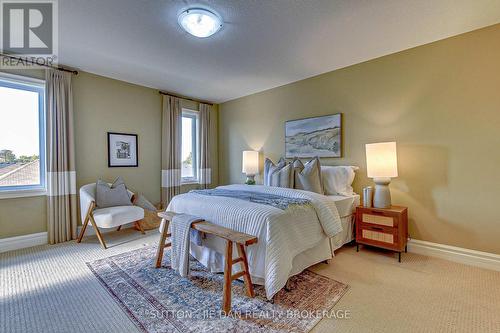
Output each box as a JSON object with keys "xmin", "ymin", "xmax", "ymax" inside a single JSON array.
[{"xmin": 167, "ymin": 184, "xmax": 342, "ymax": 299}]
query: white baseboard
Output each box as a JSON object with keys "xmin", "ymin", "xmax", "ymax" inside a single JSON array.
[
  {"xmin": 0, "ymin": 224, "xmax": 138, "ymax": 253},
  {"xmin": 0, "ymin": 232, "xmax": 48, "ymax": 254},
  {"xmin": 407, "ymin": 239, "xmax": 500, "ymax": 272}
]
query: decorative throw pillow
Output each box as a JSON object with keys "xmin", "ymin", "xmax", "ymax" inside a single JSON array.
[
  {"xmin": 95, "ymin": 177, "xmax": 133, "ymax": 208},
  {"xmin": 293, "ymin": 157, "xmax": 324, "ymax": 194},
  {"xmin": 263, "ymin": 157, "xmax": 284, "ymax": 186},
  {"xmin": 264, "ymin": 157, "xmax": 294, "ymax": 188},
  {"xmin": 321, "ymin": 166, "xmax": 359, "ymax": 196}
]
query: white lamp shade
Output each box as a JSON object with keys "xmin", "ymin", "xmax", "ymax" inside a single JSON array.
[
  {"xmin": 365, "ymin": 142, "xmax": 398, "ymax": 178},
  {"xmin": 242, "ymin": 151, "xmax": 259, "ymax": 175}
]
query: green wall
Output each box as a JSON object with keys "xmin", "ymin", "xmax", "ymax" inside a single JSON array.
[
  {"xmin": 0, "ymin": 70, "xmax": 218, "ymax": 239},
  {"xmin": 0, "ymin": 196, "xmax": 46, "ymax": 237},
  {"xmin": 219, "ymin": 24, "xmax": 500, "ymax": 254},
  {"xmin": 73, "ymin": 72, "xmax": 162, "ymax": 203}
]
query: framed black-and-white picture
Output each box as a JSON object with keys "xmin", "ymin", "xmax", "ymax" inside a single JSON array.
[
  {"xmin": 285, "ymin": 113, "xmax": 342, "ymax": 158},
  {"xmin": 107, "ymin": 132, "xmax": 138, "ymax": 167}
]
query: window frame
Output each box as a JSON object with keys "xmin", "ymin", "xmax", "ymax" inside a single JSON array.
[
  {"xmin": 181, "ymin": 109, "xmax": 199, "ymax": 184},
  {"xmin": 0, "ymin": 73, "xmax": 46, "ymax": 199}
]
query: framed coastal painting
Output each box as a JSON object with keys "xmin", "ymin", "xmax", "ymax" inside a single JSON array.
[
  {"xmin": 107, "ymin": 132, "xmax": 138, "ymax": 167},
  {"xmin": 285, "ymin": 113, "xmax": 342, "ymax": 158}
]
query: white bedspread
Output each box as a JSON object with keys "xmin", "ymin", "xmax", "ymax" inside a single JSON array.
[{"xmin": 167, "ymin": 184, "xmax": 342, "ymax": 299}]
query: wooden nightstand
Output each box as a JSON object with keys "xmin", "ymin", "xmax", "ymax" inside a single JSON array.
[{"xmin": 355, "ymin": 205, "xmax": 408, "ymax": 262}]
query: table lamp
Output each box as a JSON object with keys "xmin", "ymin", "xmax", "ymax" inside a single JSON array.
[
  {"xmin": 242, "ymin": 150, "xmax": 259, "ymax": 185},
  {"xmin": 365, "ymin": 142, "xmax": 398, "ymax": 208}
]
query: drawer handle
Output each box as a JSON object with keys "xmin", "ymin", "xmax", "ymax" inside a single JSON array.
[
  {"xmin": 371, "ymin": 226, "xmax": 384, "ymax": 231},
  {"xmin": 368, "ymin": 210, "xmax": 385, "ymax": 215}
]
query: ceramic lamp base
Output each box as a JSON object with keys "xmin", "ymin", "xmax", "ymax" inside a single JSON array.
[
  {"xmin": 373, "ymin": 177, "xmax": 392, "ymax": 208},
  {"xmin": 245, "ymin": 174, "xmax": 256, "ymax": 185}
]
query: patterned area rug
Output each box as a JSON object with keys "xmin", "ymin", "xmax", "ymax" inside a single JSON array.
[{"xmin": 87, "ymin": 246, "xmax": 348, "ymax": 333}]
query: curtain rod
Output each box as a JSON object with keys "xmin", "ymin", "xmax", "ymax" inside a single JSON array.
[
  {"xmin": 159, "ymin": 90, "xmax": 214, "ymax": 105},
  {"xmin": 0, "ymin": 53, "xmax": 78, "ymax": 75}
]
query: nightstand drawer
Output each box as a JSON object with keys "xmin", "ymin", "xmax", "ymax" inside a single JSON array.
[
  {"xmin": 361, "ymin": 229, "xmax": 394, "ymax": 244},
  {"xmin": 361, "ymin": 213, "xmax": 395, "ymax": 227},
  {"xmin": 359, "ymin": 224, "xmax": 398, "ymax": 246}
]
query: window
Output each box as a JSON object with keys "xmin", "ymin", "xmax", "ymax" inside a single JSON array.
[
  {"xmin": 0, "ymin": 74, "xmax": 45, "ymax": 197},
  {"xmin": 181, "ymin": 109, "xmax": 199, "ymax": 183}
]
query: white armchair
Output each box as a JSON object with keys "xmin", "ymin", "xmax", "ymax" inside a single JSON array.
[{"xmin": 77, "ymin": 183, "xmax": 145, "ymax": 249}]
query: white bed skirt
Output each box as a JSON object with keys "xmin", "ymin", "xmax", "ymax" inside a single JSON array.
[
  {"xmin": 188, "ymin": 213, "xmax": 354, "ymax": 286},
  {"xmin": 330, "ymin": 214, "xmax": 355, "ymax": 252},
  {"xmin": 189, "ymin": 235, "xmax": 332, "ymax": 286}
]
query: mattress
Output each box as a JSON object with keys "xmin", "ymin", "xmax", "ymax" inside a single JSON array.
[{"xmin": 327, "ymin": 194, "xmax": 360, "ymax": 217}]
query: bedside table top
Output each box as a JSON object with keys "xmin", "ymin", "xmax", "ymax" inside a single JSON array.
[{"xmin": 356, "ymin": 205, "xmax": 407, "ymax": 214}]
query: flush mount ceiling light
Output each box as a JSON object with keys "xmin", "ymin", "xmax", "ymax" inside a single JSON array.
[{"xmin": 178, "ymin": 8, "xmax": 222, "ymax": 38}]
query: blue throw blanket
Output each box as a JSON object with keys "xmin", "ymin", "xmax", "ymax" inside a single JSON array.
[{"xmin": 189, "ymin": 189, "xmax": 310, "ymax": 210}]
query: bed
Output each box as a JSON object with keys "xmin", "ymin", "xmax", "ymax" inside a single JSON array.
[{"xmin": 166, "ymin": 184, "xmax": 359, "ymax": 299}]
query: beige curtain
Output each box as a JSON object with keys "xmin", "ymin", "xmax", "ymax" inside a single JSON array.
[
  {"xmin": 161, "ymin": 95, "xmax": 182, "ymax": 207},
  {"xmin": 199, "ymin": 103, "xmax": 217, "ymax": 189},
  {"xmin": 46, "ymin": 69, "xmax": 77, "ymax": 244}
]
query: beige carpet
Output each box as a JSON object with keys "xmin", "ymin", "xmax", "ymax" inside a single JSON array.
[
  {"xmin": 311, "ymin": 245, "xmax": 500, "ymax": 333},
  {"xmin": 1, "ymin": 230, "xmax": 499, "ymax": 333}
]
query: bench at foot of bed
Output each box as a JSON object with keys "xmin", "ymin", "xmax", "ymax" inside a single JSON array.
[{"xmin": 156, "ymin": 211, "xmax": 258, "ymax": 315}]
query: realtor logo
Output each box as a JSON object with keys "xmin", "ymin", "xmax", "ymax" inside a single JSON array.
[{"xmin": 1, "ymin": 0, "xmax": 58, "ymax": 68}]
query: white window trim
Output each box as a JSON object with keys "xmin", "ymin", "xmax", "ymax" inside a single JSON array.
[
  {"xmin": 181, "ymin": 108, "xmax": 200, "ymax": 184},
  {"xmin": 181, "ymin": 178, "xmax": 198, "ymax": 185},
  {"xmin": 0, "ymin": 72, "xmax": 45, "ymax": 85},
  {"xmin": 0, "ymin": 188, "xmax": 46, "ymax": 199},
  {"xmin": 181, "ymin": 178, "xmax": 199, "ymax": 184},
  {"xmin": 0, "ymin": 72, "xmax": 47, "ymax": 199}
]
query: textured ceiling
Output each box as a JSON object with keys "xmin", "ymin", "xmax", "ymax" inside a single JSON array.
[{"xmin": 58, "ymin": 0, "xmax": 500, "ymax": 103}]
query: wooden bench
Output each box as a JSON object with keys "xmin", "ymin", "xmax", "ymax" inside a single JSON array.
[{"xmin": 156, "ymin": 211, "xmax": 258, "ymax": 314}]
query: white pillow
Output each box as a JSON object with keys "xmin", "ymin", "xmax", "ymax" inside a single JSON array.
[{"xmin": 321, "ymin": 166, "xmax": 358, "ymax": 196}]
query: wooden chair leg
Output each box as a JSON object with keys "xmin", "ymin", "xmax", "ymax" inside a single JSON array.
[
  {"xmin": 89, "ymin": 214, "xmax": 107, "ymax": 249},
  {"xmin": 136, "ymin": 221, "xmax": 145, "ymax": 235},
  {"xmin": 77, "ymin": 201, "xmax": 95, "ymax": 243},
  {"xmin": 77, "ymin": 215, "xmax": 90, "ymax": 243},
  {"xmin": 222, "ymin": 240, "xmax": 233, "ymax": 315},
  {"xmin": 237, "ymin": 244, "xmax": 255, "ymax": 298},
  {"xmin": 155, "ymin": 219, "xmax": 169, "ymax": 268}
]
